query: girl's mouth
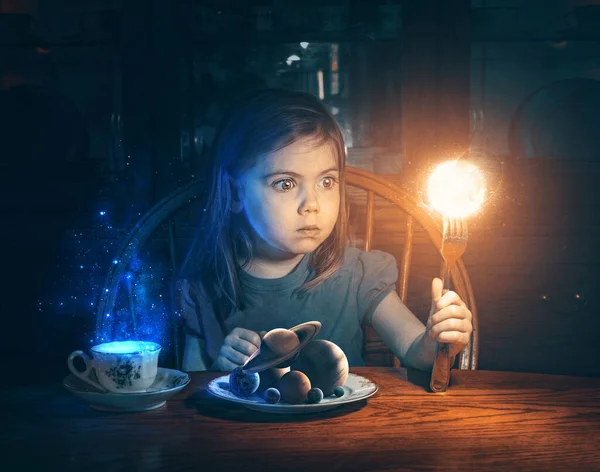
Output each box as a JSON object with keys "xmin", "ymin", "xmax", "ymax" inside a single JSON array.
[{"xmin": 297, "ymin": 226, "xmax": 320, "ymax": 236}]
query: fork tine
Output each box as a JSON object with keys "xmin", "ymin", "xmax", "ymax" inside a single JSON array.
[{"xmin": 444, "ymin": 217, "xmax": 469, "ymax": 240}]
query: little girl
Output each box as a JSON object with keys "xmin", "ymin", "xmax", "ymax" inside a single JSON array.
[{"xmin": 177, "ymin": 88, "xmax": 472, "ymax": 372}]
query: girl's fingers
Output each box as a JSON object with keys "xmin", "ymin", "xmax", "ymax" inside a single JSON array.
[
  {"xmin": 428, "ymin": 317, "xmax": 471, "ymax": 340},
  {"xmin": 233, "ymin": 328, "xmax": 262, "ymax": 349},
  {"xmin": 228, "ymin": 337, "xmax": 259, "ymax": 357},
  {"xmin": 428, "ymin": 304, "xmax": 472, "ymax": 330},
  {"xmin": 217, "ymin": 328, "xmax": 262, "ymax": 371},
  {"xmin": 223, "ymin": 346, "xmax": 249, "ymax": 366},
  {"xmin": 435, "ymin": 330, "xmax": 470, "ymax": 345},
  {"xmin": 430, "ymin": 277, "xmax": 443, "ymax": 305},
  {"xmin": 434, "ymin": 290, "xmax": 465, "ymax": 312}
]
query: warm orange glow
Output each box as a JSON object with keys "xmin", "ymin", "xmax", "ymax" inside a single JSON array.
[{"xmin": 426, "ymin": 160, "xmax": 486, "ymax": 218}]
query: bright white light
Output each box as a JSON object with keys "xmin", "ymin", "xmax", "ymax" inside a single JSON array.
[
  {"xmin": 92, "ymin": 341, "xmax": 161, "ymax": 354},
  {"xmin": 300, "ymin": 42, "xmax": 309, "ymax": 49},
  {"xmin": 426, "ymin": 160, "xmax": 486, "ymax": 218},
  {"xmin": 317, "ymin": 69, "xmax": 324, "ymax": 99},
  {"xmin": 286, "ymin": 54, "xmax": 300, "ymax": 66}
]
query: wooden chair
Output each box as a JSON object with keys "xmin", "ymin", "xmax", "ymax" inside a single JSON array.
[
  {"xmin": 96, "ymin": 166, "xmax": 478, "ymax": 371},
  {"xmin": 345, "ymin": 167, "xmax": 478, "ymax": 370}
]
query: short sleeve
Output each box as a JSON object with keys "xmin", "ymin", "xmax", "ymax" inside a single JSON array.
[
  {"xmin": 355, "ymin": 250, "xmax": 399, "ymax": 325},
  {"xmin": 175, "ymin": 278, "xmax": 203, "ymax": 338},
  {"xmin": 175, "ymin": 279, "xmax": 225, "ymax": 371}
]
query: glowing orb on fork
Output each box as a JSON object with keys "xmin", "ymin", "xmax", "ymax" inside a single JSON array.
[{"xmin": 427, "ymin": 160, "xmax": 486, "ymax": 217}]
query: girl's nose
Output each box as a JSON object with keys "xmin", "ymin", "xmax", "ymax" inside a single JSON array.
[{"xmin": 298, "ymin": 189, "xmax": 320, "ymax": 214}]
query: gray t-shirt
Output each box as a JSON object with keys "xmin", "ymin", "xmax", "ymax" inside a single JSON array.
[{"xmin": 177, "ymin": 247, "xmax": 398, "ymax": 371}]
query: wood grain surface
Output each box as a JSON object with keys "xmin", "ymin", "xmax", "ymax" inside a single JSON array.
[{"xmin": 3, "ymin": 367, "xmax": 600, "ymax": 471}]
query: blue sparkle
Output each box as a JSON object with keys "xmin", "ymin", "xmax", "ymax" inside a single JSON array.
[
  {"xmin": 106, "ymin": 313, "xmax": 110, "ymax": 317},
  {"xmin": 80, "ymin": 265, "xmax": 84, "ymax": 269},
  {"xmin": 99, "ymin": 211, "xmax": 106, "ymax": 216},
  {"xmin": 112, "ymin": 259, "xmax": 118, "ymax": 265},
  {"xmin": 105, "ymin": 289, "xmax": 109, "ymax": 292}
]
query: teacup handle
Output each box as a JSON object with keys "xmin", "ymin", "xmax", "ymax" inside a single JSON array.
[{"xmin": 67, "ymin": 350, "xmax": 107, "ymax": 392}]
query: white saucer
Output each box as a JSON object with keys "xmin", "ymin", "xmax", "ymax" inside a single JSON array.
[
  {"xmin": 207, "ymin": 372, "xmax": 378, "ymax": 414},
  {"xmin": 63, "ymin": 367, "xmax": 190, "ymax": 412}
]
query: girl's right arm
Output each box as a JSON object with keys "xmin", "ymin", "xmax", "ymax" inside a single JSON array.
[
  {"xmin": 176, "ymin": 279, "xmax": 261, "ymax": 372},
  {"xmin": 182, "ymin": 333, "xmax": 210, "ymax": 371},
  {"xmin": 177, "ymin": 279, "xmax": 212, "ymax": 371}
]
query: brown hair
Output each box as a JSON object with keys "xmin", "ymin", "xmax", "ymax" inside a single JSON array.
[{"xmin": 180, "ymin": 88, "xmax": 348, "ymax": 316}]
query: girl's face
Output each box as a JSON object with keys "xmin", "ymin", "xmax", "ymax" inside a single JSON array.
[{"xmin": 234, "ymin": 139, "xmax": 341, "ymax": 260}]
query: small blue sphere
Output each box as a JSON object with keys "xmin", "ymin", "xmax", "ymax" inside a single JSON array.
[
  {"xmin": 229, "ymin": 368, "xmax": 260, "ymax": 397},
  {"xmin": 307, "ymin": 387, "xmax": 324, "ymax": 404},
  {"xmin": 333, "ymin": 386, "xmax": 345, "ymax": 397},
  {"xmin": 264, "ymin": 387, "xmax": 281, "ymax": 404}
]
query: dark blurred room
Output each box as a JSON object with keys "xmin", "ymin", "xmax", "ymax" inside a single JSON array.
[
  {"xmin": 1, "ymin": 0, "xmax": 599, "ymax": 387},
  {"xmin": 3, "ymin": 2, "xmax": 600, "ymax": 471}
]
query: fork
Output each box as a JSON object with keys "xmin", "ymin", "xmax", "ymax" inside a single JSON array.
[{"xmin": 430, "ymin": 216, "xmax": 469, "ymax": 393}]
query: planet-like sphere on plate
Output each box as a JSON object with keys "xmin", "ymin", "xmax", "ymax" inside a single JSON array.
[
  {"xmin": 333, "ymin": 386, "xmax": 345, "ymax": 397},
  {"xmin": 306, "ymin": 387, "xmax": 324, "ymax": 404},
  {"xmin": 262, "ymin": 328, "xmax": 300, "ymax": 355},
  {"xmin": 274, "ymin": 350, "xmax": 301, "ymax": 369},
  {"xmin": 290, "ymin": 340, "xmax": 348, "ymax": 396},
  {"xmin": 264, "ymin": 387, "xmax": 281, "ymax": 404},
  {"xmin": 276, "ymin": 370, "xmax": 311, "ymax": 404},
  {"xmin": 229, "ymin": 367, "xmax": 260, "ymax": 397},
  {"xmin": 257, "ymin": 366, "xmax": 289, "ymax": 393}
]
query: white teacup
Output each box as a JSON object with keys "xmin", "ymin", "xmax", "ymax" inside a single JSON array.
[{"xmin": 67, "ymin": 341, "xmax": 161, "ymax": 393}]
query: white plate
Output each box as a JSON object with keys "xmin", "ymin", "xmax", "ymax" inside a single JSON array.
[
  {"xmin": 207, "ymin": 372, "xmax": 378, "ymax": 414},
  {"xmin": 63, "ymin": 367, "xmax": 190, "ymax": 412}
]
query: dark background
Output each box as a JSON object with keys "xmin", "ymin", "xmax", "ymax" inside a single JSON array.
[{"xmin": 0, "ymin": 0, "xmax": 599, "ymax": 386}]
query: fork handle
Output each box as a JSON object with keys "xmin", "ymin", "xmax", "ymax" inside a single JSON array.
[
  {"xmin": 430, "ymin": 265, "xmax": 453, "ymax": 393},
  {"xmin": 442, "ymin": 262, "xmax": 453, "ymax": 293},
  {"xmin": 430, "ymin": 341, "xmax": 451, "ymax": 392}
]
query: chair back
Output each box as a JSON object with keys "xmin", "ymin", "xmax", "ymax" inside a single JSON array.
[
  {"xmin": 345, "ymin": 167, "xmax": 478, "ymax": 370},
  {"xmin": 95, "ymin": 166, "xmax": 478, "ymax": 370}
]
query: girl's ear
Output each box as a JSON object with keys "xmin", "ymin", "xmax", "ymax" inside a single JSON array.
[{"xmin": 229, "ymin": 176, "xmax": 244, "ymax": 214}]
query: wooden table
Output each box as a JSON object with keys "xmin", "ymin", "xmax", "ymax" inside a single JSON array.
[{"xmin": 3, "ymin": 367, "xmax": 600, "ymax": 471}]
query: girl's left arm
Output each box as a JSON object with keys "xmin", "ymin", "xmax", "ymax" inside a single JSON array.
[
  {"xmin": 370, "ymin": 291, "xmax": 435, "ymax": 371},
  {"xmin": 370, "ymin": 279, "xmax": 472, "ymax": 371}
]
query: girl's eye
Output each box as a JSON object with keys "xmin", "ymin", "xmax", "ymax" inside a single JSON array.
[
  {"xmin": 272, "ymin": 179, "xmax": 296, "ymax": 192},
  {"xmin": 320, "ymin": 176, "xmax": 338, "ymax": 189}
]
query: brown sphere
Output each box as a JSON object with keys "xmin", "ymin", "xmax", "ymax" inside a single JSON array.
[
  {"xmin": 262, "ymin": 328, "xmax": 300, "ymax": 356},
  {"xmin": 257, "ymin": 366, "xmax": 289, "ymax": 394},
  {"xmin": 276, "ymin": 370, "xmax": 311, "ymax": 404},
  {"xmin": 290, "ymin": 340, "xmax": 348, "ymax": 396}
]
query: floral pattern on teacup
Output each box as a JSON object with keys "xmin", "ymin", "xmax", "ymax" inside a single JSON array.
[{"xmin": 105, "ymin": 357, "xmax": 142, "ymax": 389}]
